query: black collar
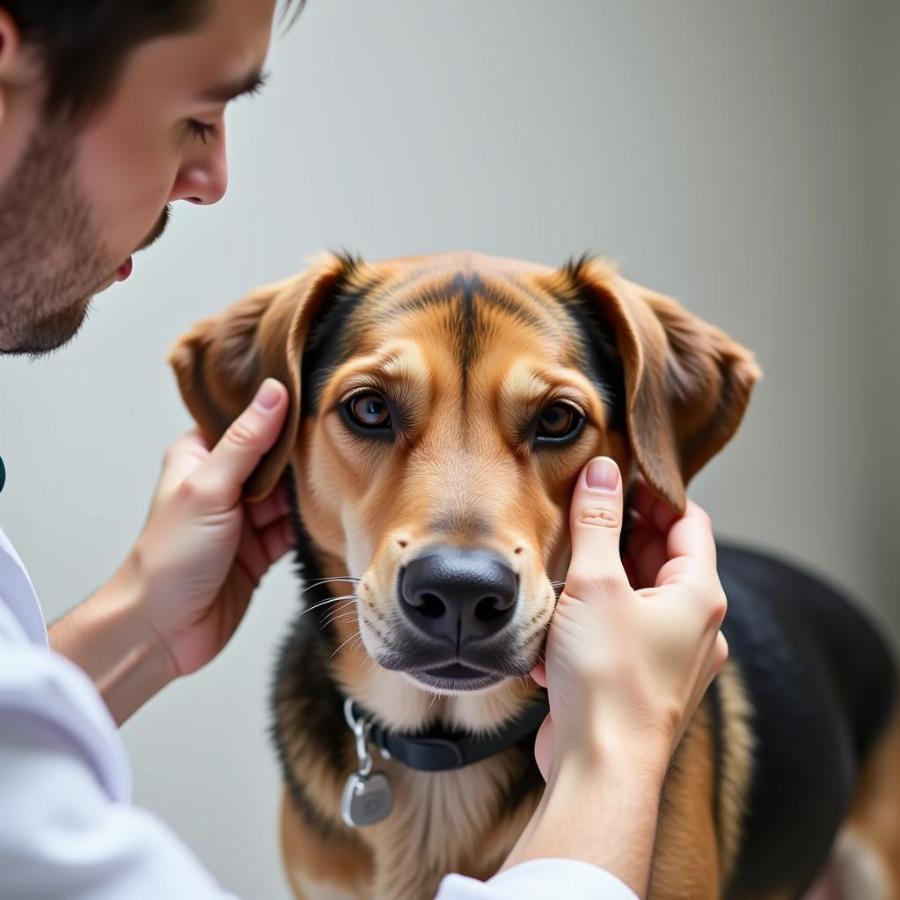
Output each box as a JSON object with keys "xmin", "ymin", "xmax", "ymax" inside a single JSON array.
[{"xmin": 348, "ymin": 694, "xmax": 550, "ymax": 773}]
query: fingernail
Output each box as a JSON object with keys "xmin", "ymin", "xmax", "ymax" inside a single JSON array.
[
  {"xmin": 586, "ymin": 457, "xmax": 619, "ymax": 492},
  {"xmin": 254, "ymin": 379, "xmax": 283, "ymax": 410}
]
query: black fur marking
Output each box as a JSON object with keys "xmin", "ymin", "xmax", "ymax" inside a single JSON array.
[
  {"xmin": 269, "ymin": 468, "xmax": 356, "ymax": 829},
  {"xmin": 383, "ymin": 273, "xmax": 555, "ymax": 414},
  {"xmin": 300, "ymin": 272, "xmax": 377, "ymax": 417},
  {"xmin": 387, "ymin": 277, "xmax": 543, "ymax": 332},
  {"xmin": 452, "ymin": 272, "xmax": 479, "ymax": 407},
  {"xmin": 716, "ymin": 544, "xmax": 897, "ymax": 899},
  {"xmin": 479, "ymin": 285, "xmax": 545, "ymax": 331},
  {"xmin": 551, "ymin": 268, "xmax": 627, "ymax": 433},
  {"xmin": 705, "ymin": 674, "xmax": 725, "ymax": 857},
  {"xmin": 496, "ymin": 739, "xmax": 545, "ymax": 813}
]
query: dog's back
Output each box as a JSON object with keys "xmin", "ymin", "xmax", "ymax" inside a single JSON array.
[{"xmin": 716, "ymin": 544, "xmax": 898, "ymax": 899}]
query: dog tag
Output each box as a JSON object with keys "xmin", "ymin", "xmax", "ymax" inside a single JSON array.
[{"xmin": 341, "ymin": 771, "xmax": 393, "ymax": 827}]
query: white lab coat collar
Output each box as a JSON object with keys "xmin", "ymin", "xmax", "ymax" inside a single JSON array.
[{"xmin": 0, "ymin": 528, "xmax": 48, "ymax": 648}]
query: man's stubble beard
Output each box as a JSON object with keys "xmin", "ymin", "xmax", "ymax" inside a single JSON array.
[{"xmin": 0, "ymin": 121, "xmax": 114, "ymax": 357}]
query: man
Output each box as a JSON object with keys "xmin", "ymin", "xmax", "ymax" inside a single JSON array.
[{"xmin": 0, "ymin": 3, "xmax": 727, "ymax": 898}]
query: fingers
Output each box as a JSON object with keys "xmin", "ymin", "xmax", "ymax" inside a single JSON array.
[
  {"xmin": 666, "ymin": 501, "xmax": 717, "ymax": 566},
  {"xmin": 564, "ymin": 457, "xmax": 629, "ymax": 602},
  {"xmin": 153, "ymin": 431, "xmax": 211, "ymax": 505},
  {"xmin": 624, "ymin": 518, "xmax": 668, "ymax": 589},
  {"xmin": 186, "ymin": 379, "xmax": 289, "ymax": 512},
  {"xmin": 235, "ymin": 515, "xmax": 295, "ymax": 590},
  {"xmin": 258, "ymin": 515, "xmax": 295, "ymax": 567},
  {"xmin": 655, "ymin": 503, "xmax": 718, "ymax": 589},
  {"xmin": 247, "ymin": 482, "xmax": 292, "ymax": 530},
  {"xmin": 628, "ymin": 489, "xmax": 717, "ymax": 590},
  {"xmin": 630, "ymin": 478, "xmax": 681, "ymax": 533}
]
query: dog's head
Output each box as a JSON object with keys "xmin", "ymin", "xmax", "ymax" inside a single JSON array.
[{"xmin": 170, "ymin": 251, "xmax": 758, "ymax": 717}]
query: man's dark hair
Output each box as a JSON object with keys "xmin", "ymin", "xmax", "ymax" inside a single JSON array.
[{"xmin": 5, "ymin": 0, "xmax": 304, "ymax": 120}]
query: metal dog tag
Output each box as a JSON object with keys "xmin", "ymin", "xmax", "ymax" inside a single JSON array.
[{"xmin": 341, "ymin": 771, "xmax": 393, "ymax": 827}]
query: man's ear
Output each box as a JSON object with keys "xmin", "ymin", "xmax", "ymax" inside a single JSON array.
[
  {"xmin": 168, "ymin": 253, "xmax": 351, "ymax": 501},
  {"xmin": 558, "ymin": 257, "xmax": 761, "ymax": 511}
]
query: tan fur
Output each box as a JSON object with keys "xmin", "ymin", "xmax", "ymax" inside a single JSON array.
[
  {"xmin": 650, "ymin": 700, "xmax": 720, "ymax": 899},
  {"xmin": 280, "ymin": 788, "xmax": 372, "ymax": 900},
  {"xmin": 715, "ymin": 661, "xmax": 756, "ymax": 883},
  {"xmin": 170, "ymin": 251, "xmax": 764, "ymax": 898},
  {"xmin": 837, "ymin": 696, "xmax": 900, "ymax": 898}
]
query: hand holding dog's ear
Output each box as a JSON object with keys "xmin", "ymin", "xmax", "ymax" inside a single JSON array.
[
  {"xmin": 124, "ymin": 378, "xmax": 295, "ymax": 681},
  {"xmin": 532, "ymin": 457, "xmax": 728, "ymax": 783}
]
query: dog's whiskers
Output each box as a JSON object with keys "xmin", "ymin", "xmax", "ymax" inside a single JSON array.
[
  {"xmin": 301, "ymin": 576, "xmax": 361, "ymax": 594},
  {"xmin": 322, "ymin": 610, "xmax": 360, "ymax": 629},
  {"xmin": 298, "ymin": 594, "xmax": 358, "ymax": 619},
  {"xmin": 329, "ymin": 628, "xmax": 362, "ymax": 662}
]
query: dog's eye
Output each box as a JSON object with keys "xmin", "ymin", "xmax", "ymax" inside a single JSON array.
[
  {"xmin": 535, "ymin": 402, "xmax": 584, "ymax": 444},
  {"xmin": 344, "ymin": 392, "xmax": 392, "ymax": 431}
]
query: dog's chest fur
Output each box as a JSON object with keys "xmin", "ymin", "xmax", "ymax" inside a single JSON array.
[{"xmin": 272, "ymin": 586, "xmax": 546, "ymax": 899}]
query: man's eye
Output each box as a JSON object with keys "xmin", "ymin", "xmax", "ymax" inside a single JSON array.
[
  {"xmin": 535, "ymin": 402, "xmax": 584, "ymax": 444},
  {"xmin": 187, "ymin": 120, "xmax": 219, "ymax": 144},
  {"xmin": 342, "ymin": 392, "xmax": 393, "ymax": 434}
]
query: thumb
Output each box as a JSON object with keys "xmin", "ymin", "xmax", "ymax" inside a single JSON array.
[
  {"xmin": 565, "ymin": 456, "xmax": 628, "ymax": 597},
  {"xmin": 193, "ymin": 379, "xmax": 289, "ymax": 509}
]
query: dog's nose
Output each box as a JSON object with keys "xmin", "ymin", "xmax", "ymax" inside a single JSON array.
[{"xmin": 399, "ymin": 547, "xmax": 518, "ymax": 646}]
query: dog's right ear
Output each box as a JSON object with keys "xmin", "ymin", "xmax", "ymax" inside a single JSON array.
[{"xmin": 168, "ymin": 253, "xmax": 350, "ymax": 501}]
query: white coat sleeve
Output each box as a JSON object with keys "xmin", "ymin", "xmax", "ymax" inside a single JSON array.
[
  {"xmin": 435, "ymin": 860, "xmax": 639, "ymax": 900},
  {"xmin": 0, "ymin": 606, "xmax": 240, "ymax": 900}
]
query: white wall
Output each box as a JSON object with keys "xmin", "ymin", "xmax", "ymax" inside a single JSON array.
[{"xmin": 1, "ymin": 2, "xmax": 896, "ymax": 897}]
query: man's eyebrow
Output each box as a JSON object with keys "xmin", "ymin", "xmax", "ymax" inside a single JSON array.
[{"xmin": 197, "ymin": 70, "xmax": 269, "ymax": 104}]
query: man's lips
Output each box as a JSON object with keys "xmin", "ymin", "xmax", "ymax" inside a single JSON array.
[{"xmin": 116, "ymin": 257, "xmax": 133, "ymax": 282}]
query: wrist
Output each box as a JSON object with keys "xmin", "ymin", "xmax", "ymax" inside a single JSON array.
[
  {"xmin": 555, "ymin": 715, "xmax": 674, "ymax": 786},
  {"xmin": 503, "ymin": 737, "xmax": 669, "ymax": 896},
  {"xmin": 49, "ymin": 555, "xmax": 178, "ymax": 725},
  {"xmin": 549, "ymin": 734, "xmax": 669, "ymax": 810}
]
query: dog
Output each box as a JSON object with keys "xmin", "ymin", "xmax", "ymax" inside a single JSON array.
[{"xmin": 170, "ymin": 251, "xmax": 899, "ymax": 900}]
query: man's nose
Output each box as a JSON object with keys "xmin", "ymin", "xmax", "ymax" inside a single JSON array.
[
  {"xmin": 170, "ymin": 142, "xmax": 228, "ymax": 206},
  {"xmin": 398, "ymin": 547, "xmax": 518, "ymax": 648}
]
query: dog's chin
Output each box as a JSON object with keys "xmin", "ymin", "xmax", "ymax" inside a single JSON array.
[{"xmin": 401, "ymin": 664, "xmax": 506, "ymax": 696}]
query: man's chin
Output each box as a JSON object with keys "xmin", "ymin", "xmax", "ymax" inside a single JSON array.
[{"xmin": 0, "ymin": 297, "xmax": 92, "ymax": 357}]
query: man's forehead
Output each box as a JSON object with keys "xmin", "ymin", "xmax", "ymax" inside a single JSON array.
[{"xmin": 121, "ymin": 0, "xmax": 276, "ymax": 102}]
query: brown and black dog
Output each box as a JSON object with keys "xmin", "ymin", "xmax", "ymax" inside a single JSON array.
[{"xmin": 170, "ymin": 252, "xmax": 899, "ymax": 900}]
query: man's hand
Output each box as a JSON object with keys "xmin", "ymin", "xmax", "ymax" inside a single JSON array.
[
  {"xmin": 127, "ymin": 378, "xmax": 294, "ymax": 678},
  {"xmin": 531, "ymin": 457, "xmax": 728, "ymax": 781},
  {"xmin": 503, "ymin": 458, "xmax": 727, "ymax": 894},
  {"xmin": 50, "ymin": 378, "xmax": 294, "ymax": 724}
]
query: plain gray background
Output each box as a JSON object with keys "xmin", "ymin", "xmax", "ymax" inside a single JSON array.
[{"xmin": 2, "ymin": 1, "xmax": 898, "ymax": 896}]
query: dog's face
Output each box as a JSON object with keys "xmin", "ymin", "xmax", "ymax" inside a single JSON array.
[{"xmin": 171, "ymin": 251, "xmax": 758, "ymax": 701}]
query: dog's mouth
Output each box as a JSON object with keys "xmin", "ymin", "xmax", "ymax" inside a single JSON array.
[
  {"xmin": 367, "ymin": 634, "xmax": 536, "ymax": 694},
  {"xmin": 408, "ymin": 662, "xmax": 505, "ymax": 693}
]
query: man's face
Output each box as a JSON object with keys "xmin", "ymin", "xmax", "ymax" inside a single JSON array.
[{"xmin": 0, "ymin": 0, "xmax": 277, "ymax": 355}]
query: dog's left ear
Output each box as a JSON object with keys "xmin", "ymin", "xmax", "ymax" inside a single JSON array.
[
  {"xmin": 167, "ymin": 253, "xmax": 351, "ymax": 501},
  {"xmin": 560, "ymin": 258, "xmax": 762, "ymax": 511}
]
